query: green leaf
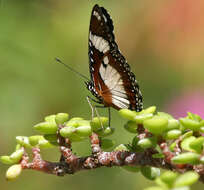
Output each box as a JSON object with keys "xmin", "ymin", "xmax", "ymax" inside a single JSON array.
[
  {"xmin": 10, "ymin": 149, "xmax": 24, "ymax": 163},
  {"xmin": 16, "ymin": 136, "xmax": 31, "ymax": 148},
  {"xmin": 75, "ymin": 126, "xmax": 92, "ymax": 137},
  {"xmin": 34, "ymin": 122, "xmax": 58, "ymax": 134},
  {"xmin": 122, "ymin": 165, "xmax": 140, "ymax": 173},
  {"xmin": 173, "ymin": 171, "xmax": 199, "ymax": 187},
  {"xmin": 6, "ymin": 164, "xmax": 22, "ymax": 181},
  {"xmin": 140, "ymin": 166, "xmax": 160, "ymax": 180},
  {"xmin": 124, "ymin": 121, "xmax": 138, "ymax": 133},
  {"xmin": 101, "ymin": 139, "xmax": 115, "ymax": 150},
  {"xmin": 96, "ymin": 127, "xmax": 114, "ymax": 137},
  {"xmin": 181, "ymin": 131, "xmax": 193, "ymax": 140},
  {"xmin": 179, "ymin": 118, "xmax": 201, "ymax": 131},
  {"xmin": 144, "ymin": 187, "xmax": 164, "ymax": 190},
  {"xmin": 0, "ymin": 156, "xmax": 14, "ymax": 165},
  {"xmin": 157, "ymin": 112, "xmax": 173, "ymax": 119},
  {"xmin": 181, "ymin": 136, "xmax": 196, "ymax": 152},
  {"xmin": 166, "ymin": 119, "xmax": 180, "ymax": 130},
  {"xmin": 189, "ymin": 136, "xmax": 204, "ymax": 153},
  {"xmin": 44, "ymin": 115, "xmax": 56, "ymax": 122},
  {"xmin": 134, "ymin": 113, "xmax": 153, "ymax": 124},
  {"xmin": 141, "ymin": 106, "xmax": 156, "ymax": 114},
  {"xmin": 38, "ymin": 139, "xmax": 56, "ymax": 148},
  {"xmin": 55, "ymin": 113, "xmax": 69, "ymax": 125},
  {"xmin": 143, "ymin": 117, "xmax": 168, "ymax": 135},
  {"xmin": 114, "ymin": 144, "xmax": 129, "ymax": 151},
  {"xmin": 29, "ymin": 135, "xmax": 44, "ymax": 146},
  {"xmin": 172, "ymin": 152, "xmax": 200, "ymax": 164},
  {"xmin": 160, "ymin": 171, "xmax": 178, "ymax": 187},
  {"xmin": 90, "ymin": 117, "xmax": 108, "ymax": 131},
  {"xmin": 187, "ymin": 112, "xmax": 202, "ymax": 122},
  {"xmin": 60, "ymin": 126, "xmax": 76, "ymax": 138},
  {"xmin": 164, "ymin": 129, "xmax": 182, "ymax": 140},
  {"xmin": 118, "ymin": 109, "xmax": 137, "ymax": 120},
  {"xmin": 137, "ymin": 137, "xmax": 156, "ymax": 149}
]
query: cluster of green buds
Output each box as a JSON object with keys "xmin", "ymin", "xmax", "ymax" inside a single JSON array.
[
  {"xmin": 144, "ymin": 171, "xmax": 199, "ymax": 190},
  {"xmin": 0, "ymin": 112, "xmax": 116, "ymax": 180},
  {"xmin": 119, "ymin": 106, "xmax": 204, "ymax": 164}
]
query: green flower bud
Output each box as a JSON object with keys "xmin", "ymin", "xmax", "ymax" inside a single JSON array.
[
  {"xmin": 38, "ymin": 139, "xmax": 55, "ymax": 149},
  {"xmin": 118, "ymin": 109, "xmax": 137, "ymax": 120},
  {"xmin": 6, "ymin": 164, "xmax": 22, "ymax": 181},
  {"xmin": 189, "ymin": 136, "xmax": 204, "ymax": 153},
  {"xmin": 179, "ymin": 118, "xmax": 201, "ymax": 131},
  {"xmin": 134, "ymin": 113, "xmax": 153, "ymax": 124},
  {"xmin": 155, "ymin": 178, "xmax": 169, "ymax": 189},
  {"xmin": 90, "ymin": 117, "xmax": 108, "ymax": 131},
  {"xmin": 152, "ymin": 153, "xmax": 164, "ymax": 159},
  {"xmin": 174, "ymin": 171, "xmax": 199, "ymax": 187},
  {"xmin": 164, "ymin": 129, "xmax": 182, "ymax": 140},
  {"xmin": 114, "ymin": 144, "xmax": 129, "ymax": 151},
  {"xmin": 65, "ymin": 120, "xmax": 80, "ymax": 128},
  {"xmin": 132, "ymin": 136, "xmax": 143, "ymax": 152},
  {"xmin": 101, "ymin": 139, "xmax": 115, "ymax": 150},
  {"xmin": 143, "ymin": 117, "xmax": 168, "ymax": 135},
  {"xmin": 55, "ymin": 113, "xmax": 69, "ymax": 125},
  {"xmin": 140, "ymin": 166, "xmax": 160, "ymax": 180},
  {"xmin": 75, "ymin": 126, "xmax": 92, "ymax": 137},
  {"xmin": 34, "ymin": 122, "xmax": 58, "ymax": 134},
  {"xmin": 172, "ymin": 152, "xmax": 200, "ymax": 164},
  {"xmin": 200, "ymin": 126, "xmax": 204, "ymax": 133},
  {"xmin": 137, "ymin": 138, "xmax": 156, "ymax": 149},
  {"xmin": 28, "ymin": 135, "xmax": 44, "ymax": 146},
  {"xmin": 124, "ymin": 121, "xmax": 138, "ymax": 133},
  {"xmin": 69, "ymin": 117, "xmax": 84, "ymax": 121},
  {"xmin": 68, "ymin": 133, "xmax": 85, "ymax": 142},
  {"xmin": 200, "ymin": 156, "xmax": 204, "ymax": 164},
  {"xmin": 10, "ymin": 149, "xmax": 24, "ymax": 163},
  {"xmin": 15, "ymin": 144, "xmax": 22, "ymax": 151},
  {"xmin": 187, "ymin": 112, "xmax": 202, "ymax": 122},
  {"xmin": 160, "ymin": 171, "xmax": 178, "ymax": 187},
  {"xmin": 169, "ymin": 142, "xmax": 176, "ymax": 151},
  {"xmin": 60, "ymin": 126, "xmax": 76, "ymax": 138},
  {"xmin": 122, "ymin": 165, "xmax": 140, "ymax": 173},
  {"xmin": 157, "ymin": 112, "xmax": 173, "ymax": 119},
  {"xmin": 144, "ymin": 186, "xmax": 164, "ymax": 190},
  {"xmin": 181, "ymin": 136, "xmax": 196, "ymax": 152},
  {"xmin": 0, "ymin": 156, "xmax": 14, "ymax": 165},
  {"xmin": 141, "ymin": 106, "xmax": 156, "ymax": 114},
  {"xmin": 167, "ymin": 119, "xmax": 180, "ymax": 130},
  {"xmin": 44, "ymin": 115, "xmax": 56, "ymax": 122},
  {"xmin": 96, "ymin": 127, "xmax": 114, "ymax": 137},
  {"xmin": 181, "ymin": 130, "xmax": 193, "ymax": 140},
  {"xmin": 16, "ymin": 136, "xmax": 31, "ymax": 148},
  {"xmin": 43, "ymin": 134, "xmax": 57, "ymax": 143}
]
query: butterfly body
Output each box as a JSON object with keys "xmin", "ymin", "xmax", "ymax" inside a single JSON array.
[{"xmin": 87, "ymin": 4, "xmax": 143, "ymax": 111}]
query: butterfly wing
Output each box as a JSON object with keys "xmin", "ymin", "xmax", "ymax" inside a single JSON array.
[{"xmin": 88, "ymin": 4, "xmax": 143, "ymax": 111}]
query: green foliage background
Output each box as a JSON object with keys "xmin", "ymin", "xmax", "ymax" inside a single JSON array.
[{"xmin": 0, "ymin": 0, "xmax": 204, "ymax": 189}]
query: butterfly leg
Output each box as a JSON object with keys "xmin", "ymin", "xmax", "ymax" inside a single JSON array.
[
  {"xmin": 86, "ymin": 96, "xmax": 104, "ymax": 129},
  {"xmin": 95, "ymin": 106, "xmax": 111, "ymax": 127}
]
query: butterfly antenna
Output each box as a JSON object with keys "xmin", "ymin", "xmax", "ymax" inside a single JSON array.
[{"xmin": 55, "ymin": 57, "xmax": 89, "ymax": 81}]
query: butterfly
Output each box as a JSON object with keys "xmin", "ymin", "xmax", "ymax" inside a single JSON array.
[{"xmin": 86, "ymin": 4, "xmax": 143, "ymax": 112}]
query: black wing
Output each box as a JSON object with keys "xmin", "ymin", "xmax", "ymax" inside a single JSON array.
[{"xmin": 88, "ymin": 4, "xmax": 143, "ymax": 111}]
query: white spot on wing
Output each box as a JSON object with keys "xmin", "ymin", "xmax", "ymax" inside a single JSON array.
[
  {"xmin": 99, "ymin": 62, "xmax": 130, "ymax": 109},
  {"xmin": 112, "ymin": 97, "xmax": 129, "ymax": 109},
  {"xmin": 103, "ymin": 56, "xmax": 109, "ymax": 65},
  {"xmin": 103, "ymin": 15, "xmax": 107, "ymax": 23},
  {"xmin": 89, "ymin": 32, "xmax": 110, "ymax": 53},
  {"xmin": 93, "ymin": 11, "xmax": 101, "ymax": 20}
]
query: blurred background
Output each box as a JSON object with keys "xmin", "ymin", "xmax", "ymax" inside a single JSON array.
[{"xmin": 0, "ymin": 0, "xmax": 204, "ymax": 189}]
